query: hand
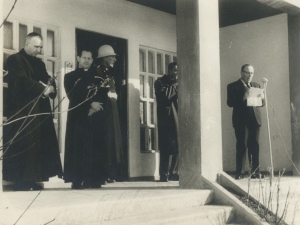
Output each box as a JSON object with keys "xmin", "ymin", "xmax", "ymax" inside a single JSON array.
[
  {"xmin": 88, "ymin": 108, "xmax": 97, "ymax": 116},
  {"xmin": 258, "ymin": 91, "xmax": 265, "ymax": 99},
  {"xmin": 91, "ymin": 102, "xmax": 103, "ymax": 112},
  {"xmin": 107, "ymin": 91, "xmax": 118, "ymax": 100},
  {"xmin": 43, "ymin": 85, "xmax": 55, "ymax": 97}
]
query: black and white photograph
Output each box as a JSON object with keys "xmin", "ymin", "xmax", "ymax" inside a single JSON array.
[{"xmin": 0, "ymin": 0, "xmax": 300, "ymax": 224}]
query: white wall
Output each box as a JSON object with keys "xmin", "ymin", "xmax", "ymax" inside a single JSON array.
[
  {"xmin": 220, "ymin": 14, "xmax": 293, "ymax": 172},
  {"xmin": 3, "ymin": 0, "xmax": 177, "ymax": 179}
]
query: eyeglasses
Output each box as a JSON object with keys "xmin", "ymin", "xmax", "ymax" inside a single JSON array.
[{"xmin": 242, "ymin": 71, "xmax": 254, "ymax": 75}]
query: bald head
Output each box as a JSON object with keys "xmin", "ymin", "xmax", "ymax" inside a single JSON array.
[{"xmin": 24, "ymin": 32, "xmax": 43, "ymax": 57}]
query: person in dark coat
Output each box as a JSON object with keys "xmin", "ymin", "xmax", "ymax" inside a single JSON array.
[
  {"xmin": 64, "ymin": 49, "xmax": 107, "ymax": 189},
  {"xmin": 92, "ymin": 45, "xmax": 124, "ymax": 183},
  {"xmin": 227, "ymin": 64, "xmax": 265, "ymax": 180},
  {"xmin": 154, "ymin": 62, "xmax": 179, "ymax": 182},
  {"xmin": 3, "ymin": 32, "xmax": 62, "ymax": 191}
]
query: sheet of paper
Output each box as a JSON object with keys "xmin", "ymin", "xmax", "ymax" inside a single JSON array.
[{"xmin": 247, "ymin": 87, "xmax": 264, "ymax": 107}]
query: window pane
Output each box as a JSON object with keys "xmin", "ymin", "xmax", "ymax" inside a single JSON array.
[
  {"xmin": 148, "ymin": 76, "xmax": 154, "ymax": 98},
  {"xmin": 165, "ymin": 55, "xmax": 171, "ymax": 74},
  {"xmin": 3, "ymin": 53, "xmax": 11, "ymax": 71},
  {"xmin": 149, "ymin": 128, "xmax": 155, "ymax": 150},
  {"xmin": 140, "ymin": 126, "xmax": 146, "ymax": 151},
  {"xmin": 33, "ymin": 27, "xmax": 43, "ymax": 55},
  {"xmin": 33, "ymin": 26, "xmax": 41, "ymax": 35},
  {"xmin": 140, "ymin": 75, "xmax": 145, "ymax": 98},
  {"xmin": 157, "ymin": 53, "xmax": 163, "ymax": 75},
  {"xmin": 149, "ymin": 102, "xmax": 154, "ymax": 124},
  {"xmin": 46, "ymin": 61, "xmax": 57, "ymax": 119},
  {"xmin": 47, "ymin": 30, "xmax": 55, "ymax": 57},
  {"xmin": 19, "ymin": 24, "xmax": 27, "ymax": 50},
  {"xmin": 148, "ymin": 51, "xmax": 155, "ymax": 74},
  {"xmin": 47, "ymin": 60, "xmax": 55, "ymax": 77},
  {"xmin": 140, "ymin": 101, "xmax": 146, "ymax": 124},
  {"xmin": 139, "ymin": 49, "xmax": 146, "ymax": 72},
  {"xmin": 4, "ymin": 21, "xmax": 13, "ymax": 49}
]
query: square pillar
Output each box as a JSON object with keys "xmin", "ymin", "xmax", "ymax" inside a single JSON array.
[
  {"xmin": 0, "ymin": 2, "xmax": 3, "ymax": 192},
  {"xmin": 176, "ymin": 0, "xmax": 223, "ymax": 188},
  {"xmin": 288, "ymin": 15, "xmax": 300, "ymax": 176}
]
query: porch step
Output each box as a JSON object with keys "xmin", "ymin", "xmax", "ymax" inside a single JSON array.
[
  {"xmin": 100, "ymin": 205, "xmax": 235, "ymax": 225},
  {"xmin": 1, "ymin": 186, "xmax": 238, "ymax": 225}
]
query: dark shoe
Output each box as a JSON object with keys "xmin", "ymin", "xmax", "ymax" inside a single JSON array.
[
  {"xmin": 160, "ymin": 174, "xmax": 168, "ymax": 182},
  {"xmin": 12, "ymin": 181, "xmax": 31, "ymax": 191},
  {"xmin": 30, "ymin": 183, "xmax": 44, "ymax": 190},
  {"xmin": 90, "ymin": 181, "xmax": 101, "ymax": 189},
  {"xmin": 169, "ymin": 174, "xmax": 179, "ymax": 181},
  {"xmin": 101, "ymin": 180, "xmax": 107, "ymax": 185},
  {"xmin": 83, "ymin": 181, "xmax": 91, "ymax": 188},
  {"xmin": 107, "ymin": 178, "xmax": 116, "ymax": 183},
  {"xmin": 235, "ymin": 173, "xmax": 244, "ymax": 180},
  {"xmin": 72, "ymin": 182, "xmax": 84, "ymax": 190},
  {"xmin": 250, "ymin": 174, "xmax": 257, "ymax": 179}
]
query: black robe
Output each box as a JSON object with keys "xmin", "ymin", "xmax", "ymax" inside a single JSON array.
[
  {"xmin": 63, "ymin": 68, "xmax": 106, "ymax": 183},
  {"xmin": 93, "ymin": 63, "xmax": 124, "ymax": 180},
  {"xmin": 154, "ymin": 75, "xmax": 179, "ymax": 176},
  {"xmin": 3, "ymin": 49, "xmax": 62, "ymax": 182}
]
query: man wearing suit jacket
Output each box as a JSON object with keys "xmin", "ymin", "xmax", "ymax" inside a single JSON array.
[{"xmin": 227, "ymin": 64, "xmax": 265, "ymax": 179}]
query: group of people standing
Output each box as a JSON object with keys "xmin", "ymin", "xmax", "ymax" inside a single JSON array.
[
  {"xmin": 3, "ymin": 32, "xmax": 179, "ymax": 190},
  {"xmin": 3, "ymin": 32, "xmax": 124, "ymax": 190},
  {"xmin": 63, "ymin": 45, "xmax": 124, "ymax": 189},
  {"xmin": 3, "ymin": 32, "xmax": 262, "ymax": 190}
]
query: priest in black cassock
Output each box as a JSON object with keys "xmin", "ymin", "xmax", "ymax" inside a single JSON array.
[
  {"xmin": 3, "ymin": 32, "xmax": 62, "ymax": 191},
  {"xmin": 63, "ymin": 48, "xmax": 106, "ymax": 189}
]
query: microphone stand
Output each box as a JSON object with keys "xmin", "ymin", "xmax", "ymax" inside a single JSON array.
[{"xmin": 263, "ymin": 80, "xmax": 274, "ymax": 180}]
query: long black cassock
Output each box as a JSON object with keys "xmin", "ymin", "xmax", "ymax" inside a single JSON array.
[
  {"xmin": 63, "ymin": 68, "xmax": 106, "ymax": 183},
  {"xmin": 93, "ymin": 63, "xmax": 124, "ymax": 181},
  {"xmin": 154, "ymin": 75, "xmax": 179, "ymax": 178},
  {"xmin": 3, "ymin": 49, "xmax": 62, "ymax": 182}
]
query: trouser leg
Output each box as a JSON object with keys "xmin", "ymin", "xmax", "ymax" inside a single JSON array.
[
  {"xmin": 159, "ymin": 150, "xmax": 169, "ymax": 177},
  {"xmin": 169, "ymin": 154, "xmax": 179, "ymax": 175},
  {"xmin": 247, "ymin": 126, "xmax": 260, "ymax": 174},
  {"xmin": 234, "ymin": 127, "xmax": 246, "ymax": 176}
]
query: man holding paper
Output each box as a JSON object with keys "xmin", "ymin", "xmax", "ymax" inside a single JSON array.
[{"xmin": 227, "ymin": 64, "xmax": 265, "ymax": 179}]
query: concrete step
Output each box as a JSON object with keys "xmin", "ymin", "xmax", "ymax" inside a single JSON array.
[
  {"xmin": 100, "ymin": 205, "xmax": 235, "ymax": 225},
  {"xmin": 1, "ymin": 189, "xmax": 215, "ymax": 225}
]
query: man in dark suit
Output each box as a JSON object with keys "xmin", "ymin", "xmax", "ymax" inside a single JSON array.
[{"xmin": 227, "ymin": 64, "xmax": 265, "ymax": 179}]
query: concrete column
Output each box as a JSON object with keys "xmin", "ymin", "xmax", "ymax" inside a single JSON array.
[
  {"xmin": 0, "ymin": 1, "xmax": 3, "ymax": 192},
  {"xmin": 176, "ymin": 0, "xmax": 223, "ymax": 188},
  {"xmin": 288, "ymin": 15, "xmax": 300, "ymax": 176}
]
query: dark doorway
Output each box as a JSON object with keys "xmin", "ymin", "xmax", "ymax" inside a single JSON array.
[{"xmin": 75, "ymin": 29, "xmax": 128, "ymax": 180}]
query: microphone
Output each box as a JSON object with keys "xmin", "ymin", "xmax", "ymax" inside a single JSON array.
[{"xmin": 262, "ymin": 78, "xmax": 268, "ymax": 83}]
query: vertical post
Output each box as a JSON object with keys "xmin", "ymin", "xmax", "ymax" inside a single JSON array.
[
  {"xmin": 176, "ymin": 0, "xmax": 223, "ymax": 188},
  {"xmin": 263, "ymin": 81, "xmax": 274, "ymax": 179},
  {"xmin": 0, "ymin": 0, "xmax": 4, "ymax": 192},
  {"xmin": 288, "ymin": 15, "xmax": 300, "ymax": 176}
]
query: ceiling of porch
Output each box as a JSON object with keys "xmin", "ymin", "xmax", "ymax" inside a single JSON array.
[{"xmin": 127, "ymin": 0, "xmax": 284, "ymax": 28}]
